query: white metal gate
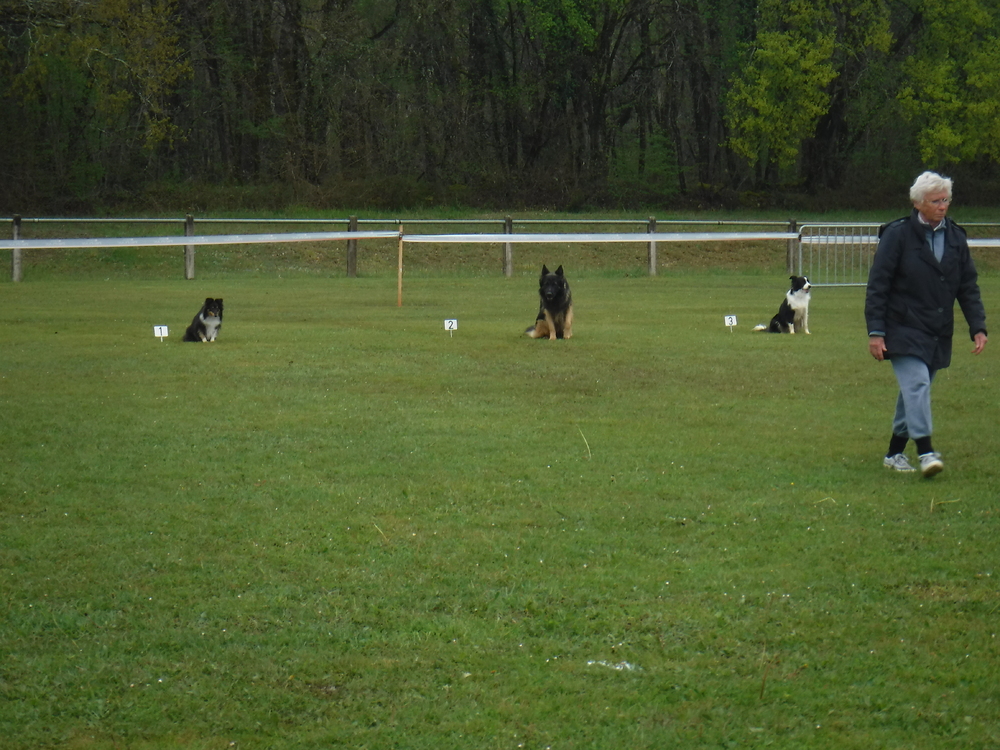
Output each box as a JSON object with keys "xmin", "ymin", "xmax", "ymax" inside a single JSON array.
[{"xmin": 797, "ymin": 223, "xmax": 880, "ymax": 286}]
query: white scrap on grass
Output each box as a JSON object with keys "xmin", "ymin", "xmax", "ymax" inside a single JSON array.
[{"xmin": 586, "ymin": 660, "xmax": 642, "ymax": 672}]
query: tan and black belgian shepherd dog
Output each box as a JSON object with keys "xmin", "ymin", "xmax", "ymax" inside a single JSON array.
[{"xmin": 525, "ymin": 264, "xmax": 573, "ymax": 340}]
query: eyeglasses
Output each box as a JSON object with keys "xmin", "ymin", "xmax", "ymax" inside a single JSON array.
[{"xmin": 929, "ymin": 198, "xmax": 952, "ymax": 206}]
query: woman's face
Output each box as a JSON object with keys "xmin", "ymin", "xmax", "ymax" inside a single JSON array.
[{"xmin": 915, "ymin": 190, "xmax": 951, "ymax": 224}]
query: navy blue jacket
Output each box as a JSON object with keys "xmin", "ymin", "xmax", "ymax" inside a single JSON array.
[{"xmin": 865, "ymin": 209, "xmax": 986, "ymax": 370}]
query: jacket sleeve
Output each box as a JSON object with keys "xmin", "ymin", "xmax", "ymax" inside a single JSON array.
[
  {"xmin": 865, "ymin": 222, "xmax": 904, "ymax": 336},
  {"xmin": 954, "ymin": 233, "xmax": 988, "ymax": 339}
]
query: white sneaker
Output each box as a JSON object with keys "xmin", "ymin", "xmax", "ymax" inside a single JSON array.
[
  {"xmin": 919, "ymin": 452, "xmax": 944, "ymax": 478},
  {"xmin": 883, "ymin": 453, "xmax": 916, "ymax": 472}
]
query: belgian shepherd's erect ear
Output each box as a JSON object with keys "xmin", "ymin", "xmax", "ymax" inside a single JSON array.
[
  {"xmin": 555, "ymin": 265, "xmax": 564, "ymax": 276},
  {"xmin": 541, "ymin": 264, "xmax": 550, "ymax": 275}
]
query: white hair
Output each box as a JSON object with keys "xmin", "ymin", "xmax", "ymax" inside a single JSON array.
[{"xmin": 910, "ymin": 171, "xmax": 953, "ymax": 203}]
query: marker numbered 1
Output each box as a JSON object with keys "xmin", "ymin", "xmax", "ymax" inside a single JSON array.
[{"xmin": 153, "ymin": 325, "xmax": 169, "ymax": 341}]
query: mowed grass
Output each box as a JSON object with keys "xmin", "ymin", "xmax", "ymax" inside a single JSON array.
[{"xmin": 2, "ymin": 269, "xmax": 1000, "ymax": 749}]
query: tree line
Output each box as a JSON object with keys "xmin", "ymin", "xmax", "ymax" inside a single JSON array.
[{"xmin": 2, "ymin": 0, "xmax": 999, "ymax": 213}]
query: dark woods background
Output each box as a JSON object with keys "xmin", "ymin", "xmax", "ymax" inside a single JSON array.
[{"xmin": 3, "ymin": 0, "xmax": 1000, "ymax": 214}]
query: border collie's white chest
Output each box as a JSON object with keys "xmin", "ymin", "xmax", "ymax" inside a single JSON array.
[{"xmin": 788, "ymin": 289, "xmax": 810, "ymax": 310}]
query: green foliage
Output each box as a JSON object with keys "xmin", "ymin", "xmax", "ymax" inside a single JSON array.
[
  {"xmin": 4, "ymin": 0, "xmax": 1000, "ymax": 210},
  {"xmin": 608, "ymin": 131, "xmax": 681, "ymax": 204},
  {"xmin": 0, "ymin": 0, "xmax": 190, "ymax": 202},
  {"xmin": 726, "ymin": 0, "xmax": 895, "ymax": 177},
  {"xmin": 514, "ymin": 0, "xmax": 615, "ymax": 54},
  {"xmin": 897, "ymin": 0, "xmax": 1000, "ymax": 165},
  {"xmin": 94, "ymin": 0, "xmax": 192, "ymax": 151},
  {"xmin": 727, "ymin": 29, "xmax": 838, "ymax": 170}
]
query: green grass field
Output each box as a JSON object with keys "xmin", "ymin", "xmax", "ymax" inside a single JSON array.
[{"xmin": 2, "ymin": 252, "xmax": 999, "ymax": 748}]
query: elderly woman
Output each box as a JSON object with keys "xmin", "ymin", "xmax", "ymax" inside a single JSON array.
[{"xmin": 865, "ymin": 171, "xmax": 988, "ymax": 477}]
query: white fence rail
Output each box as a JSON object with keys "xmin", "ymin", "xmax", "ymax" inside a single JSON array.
[
  {"xmin": 1, "ymin": 215, "xmax": 799, "ymax": 282},
  {"xmin": 3, "ymin": 216, "xmax": 998, "ymax": 285},
  {"xmin": 0, "ymin": 230, "xmax": 400, "ymax": 250}
]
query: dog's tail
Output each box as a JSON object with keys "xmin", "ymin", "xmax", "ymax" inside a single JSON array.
[{"xmin": 752, "ymin": 324, "xmax": 767, "ymax": 331}]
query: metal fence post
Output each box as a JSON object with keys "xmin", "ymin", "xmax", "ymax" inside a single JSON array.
[
  {"xmin": 787, "ymin": 218, "xmax": 797, "ymax": 275},
  {"xmin": 647, "ymin": 216, "xmax": 657, "ymax": 276},
  {"xmin": 347, "ymin": 215, "xmax": 358, "ymax": 277},
  {"xmin": 504, "ymin": 216, "xmax": 513, "ymax": 277},
  {"xmin": 12, "ymin": 215, "xmax": 22, "ymax": 282},
  {"xmin": 184, "ymin": 214, "xmax": 195, "ymax": 279}
]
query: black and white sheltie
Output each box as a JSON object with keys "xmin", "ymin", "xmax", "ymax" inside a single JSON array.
[
  {"xmin": 753, "ymin": 276, "xmax": 811, "ymax": 334},
  {"xmin": 183, "ymin": 298, "xmax": 224, "ymax": 342}
]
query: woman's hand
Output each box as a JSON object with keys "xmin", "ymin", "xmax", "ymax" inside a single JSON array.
[
  {"xmin": 972, "ymin": 331, "xmax": 988, "ymax": 355},
  {"xmin": 869, "ymin": 335, "xmax": 887, "ymax": 361}
]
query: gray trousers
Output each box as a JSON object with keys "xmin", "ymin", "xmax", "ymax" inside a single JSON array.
[{"xmin": 890, "ymin": 355, "xmax": 937, "ymax": 439}]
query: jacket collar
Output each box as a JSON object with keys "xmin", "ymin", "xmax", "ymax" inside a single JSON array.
[
  {"xmin": 910, "ymin": 208, "xmax": 951, "ymax": 271},
  {"xmin": 909, "ymin": 207, "xmax": 945, "ymax": 229},
  {"xmin": 908, "ymin": 209, "xmax": 946, "ymax": 270}
]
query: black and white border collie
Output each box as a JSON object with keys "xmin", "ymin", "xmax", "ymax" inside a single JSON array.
[{"xmin": 753, "ymin": 276, "xmax": 811, "ymax": 334}]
